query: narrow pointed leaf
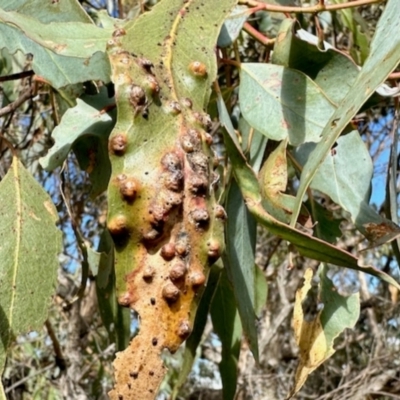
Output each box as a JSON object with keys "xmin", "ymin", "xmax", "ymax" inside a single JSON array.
[
  {"xmin": 385, "ymin": 113, "xmax": 400, "ymax": 264},
  {"xmin": 96, "ymin": 231, "xmax": 130, "ymax": 352},
  {"xmin": 211, "ymin": 269, "xmax": 242, "ymax": 400},
  {"xmin": 225, "ymin": 180, "xmax": 259, "ymax": 361}
]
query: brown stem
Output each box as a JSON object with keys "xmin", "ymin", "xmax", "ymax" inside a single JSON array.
[
  {"xmin": 45, "ymin": 319, "xmax": 66, "ymax": 371},
  {"xmin": 243, "ymin": 22, "xmax": 275, "ymax": 46},
  {"xmin": 0, "ymin": 133, "xmax": 18, "ymax": 157},
  {"xmin": 239, "ymin": 0, "xmax": 385, "ymax": 14},
  {"xmin": 0, "ymin": 70, "xmax": 34, "ymax": 82},
  {"xmin": 0, "ymin": 85, "xmax": 34, "ymax": 118},
  {"xmin": 59, "ymin": 165, "xmax": 90, "ymax": 299},
  {"xmin": 220, "ymin": 58, "xmax": 241, "ymax": 69},
  {"xmin": 99, "ymin": 103, "xmax": 116, "ymax": 115}
]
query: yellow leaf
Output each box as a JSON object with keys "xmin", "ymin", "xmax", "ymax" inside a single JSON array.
[{"xmin": 289, "ymin": 267, "xmax": 359, "ymax": 398}]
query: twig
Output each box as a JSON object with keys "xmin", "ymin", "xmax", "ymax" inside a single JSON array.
[
  {"xmin": 45, "ymin": 320, "xmax": 66, "ymax": 371},
  {"xmin": 59, "ymin": 163, "xmax": 90, "ymax": 299},
  {"xmin": 0, "ymin": 133, "xmax": 18, "ymax": 157},
  {"xmin": 220, "ymin": 58, "xmax": 241, "ymax": 69},
  {"xmin": 0, "ymin": 70, "xmax": 34, "ymax": 83},
  {"xmin": 240, "ymin": 0, "xmax": 385, "ymax": 14},
  {"xmin": 243, "ymin": 22, "xmax": 275, "ymax": 46},
  {"xmin": 5, "ymin": 364, "xmax": 53, "ymax": 394},
  {"xmin": 0, "ymin": 85, "xmax": 34, "ymax": 118}
]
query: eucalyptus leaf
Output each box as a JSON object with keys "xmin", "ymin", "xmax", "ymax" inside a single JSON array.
[
  {"xmin": 240, "ymin": 63, "xmax": 335, "ymax": 145},
  {"xmin": 218, "ymin": 5, "xmax": 248, "ymax": 48},
  {"xmin": 217, "ymin": 92, "xmax": 400, "ymax": 289},
  {"xmin": 0, "ymin": 0, "xmax": 92, "ymax": 23},
  {"xmin": 225, "ymin": 180, "xmax": 259, "ymax": 362},
  {"xmin": 293, "ymin": 130, "xmax": 400, "ymax": 242},
  {"xmin": 0, "ymin": 158, "xmax": 61, "ymax": 387},
  {"xmin": 291, "ymin": 0, "xmax": 400, "ymax": 228},
  {"xmin": 0, "ymin": 9, "xmax": 112, "ymax": 87},
  {"xmin": 96, "ymin": 230, "xmax": 130, "ymax": 352},
  {"xmin": 211, "ymin": 269, "xmax": 242, "ymax": 400},
  {"xmin": 272, "ymin": 19, "xmax": 359, "ymax": 105},
  {"xmin": 39, "ymin": 88, "xmax": 115, "ymax": 172},
  {"xmin": 290, "ymin": 265, "xmax": 359, "ymax": 397}
]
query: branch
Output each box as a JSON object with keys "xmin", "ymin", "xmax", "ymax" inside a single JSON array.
[
  {"xmin": 240, "ymin": 0, "xmax": 385, "ymax": 14},
  {"xmin": 0, "ymin": 85, "xmax": 34, "ymax": 117},
  {"xmin": 243, "ymin": 22, "xmax": 275, "ymax": 46},
  {"xmin": 0, "ymin": 70, "xmax": 34, "ymax": 83}
]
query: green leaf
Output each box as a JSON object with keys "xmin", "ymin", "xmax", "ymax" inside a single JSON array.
[
  {"xmin": 0, "ymin": 0, "xmax": 92, "ymax": 23},
  {"xmin": 240, "ymin": 63, "xmax": 336, "ymax": 145},
  {"xmin": 306, "ymin": 200, "xmax": 343, "ymax": 244},
  {"xmin": 0, "ymin": 158, "xmax": 61, "ymax": 386},
  {"xmin": 39, "ymin": 88, "xmax": 115, "ymax": 173},
  {"xmin": 291, "ymin": 0, "xmax": 400, "ymax": 227},
  {"xmin": 73, "ymin": 130, "xmax": 112, "ymax": 198},
  {"xmin": 385, "ymin": 116, "xmax": 400, "ymax": 266},
  {"xmin": 225, "ymin": 180, "xmax": 259, "ymax": 361},
  {"xmin": 217, "ymin": 5, "xmax": 248, "ymax": 48},
  {"xmin": 171, "ymin": 265, "xmax": 222, "ymax": 399},
  {"xmin": 238, "ymin": 118, "xmax": 268, "ymax": 173},
  {"xmin": 211, "ymin": 269, "xmax": 242, "ymax": 400},
  {"xmin": 217, "ymin": 92, "xmax": 400, "ymax": 289},
  {"xmin": 294, "ymin": 130, "xmax": 400, "ymax": 242},
  {"xmin": 254, "ymin": 264, "xmax": 268, "ymax": 317},
  {"xmin": 0, "ymin": 8, "xmax": 112, "ymax": 88},
  {"xmin": 272, "ymin": 19, "xmax": 359, "ymax": 105},
  {"xmin": 330, "ymin": 0, "xmax": 370, "ymax": 64},
  {"xmin": 96, "ymin": 230, "xmax": 130, "ymax": 352}
]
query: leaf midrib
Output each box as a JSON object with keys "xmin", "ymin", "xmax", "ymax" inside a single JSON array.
[{"xmin": 9, "ymin": 159, "xmax": 21, "ymax": 333}]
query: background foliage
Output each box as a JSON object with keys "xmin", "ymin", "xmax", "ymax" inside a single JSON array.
[{"xmin": 1, "ymin": 0, "xmax": 400, "ymax": 399}]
